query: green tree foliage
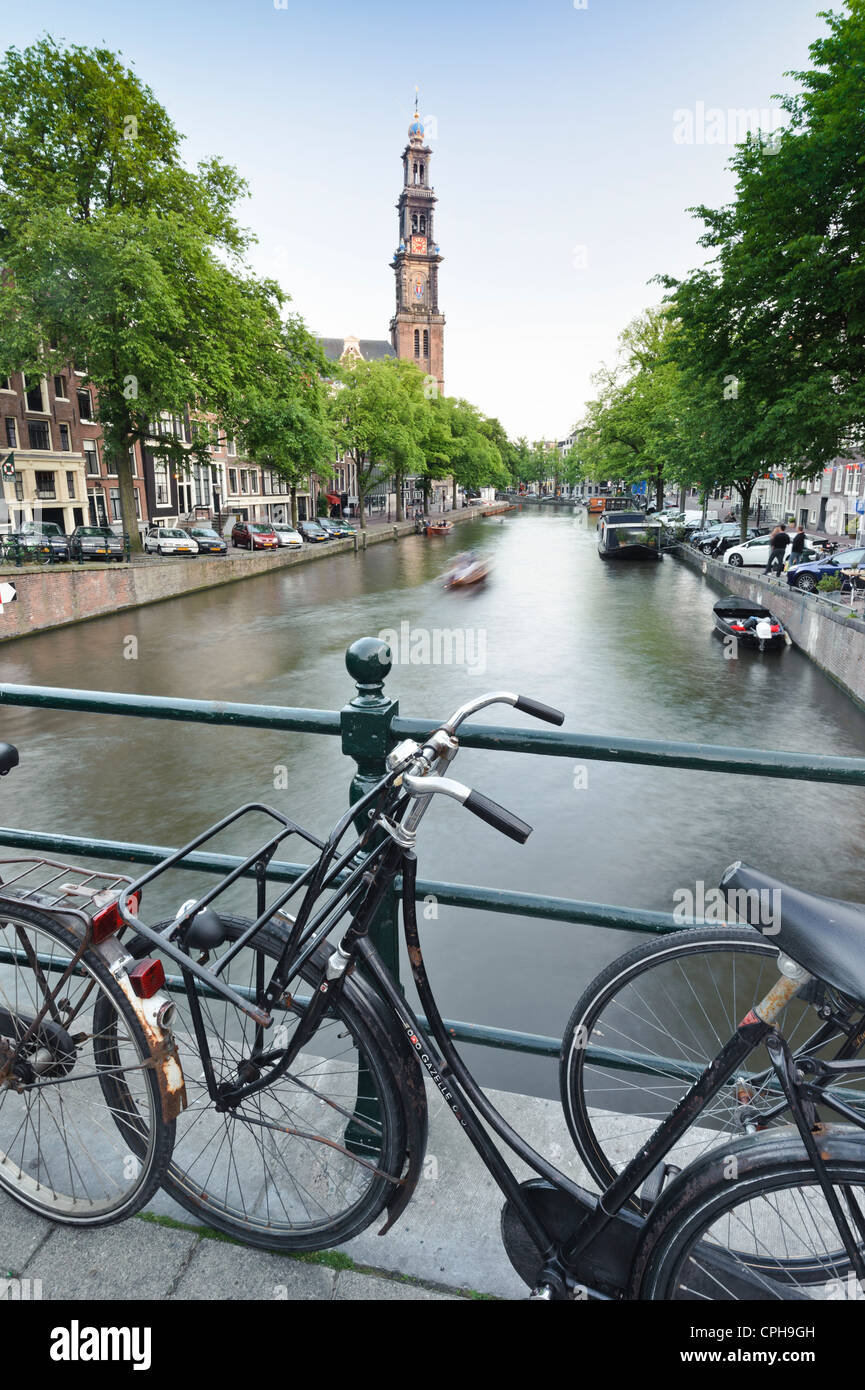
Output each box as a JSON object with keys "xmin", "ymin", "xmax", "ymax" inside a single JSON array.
[{"xmin": 0, "ymin": 37, "xmax": 290, "ymax": 549}]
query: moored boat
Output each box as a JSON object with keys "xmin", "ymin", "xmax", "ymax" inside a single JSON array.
[
  {"xmin": 712, "ymin": 597, "xmax": 788, "ymax": 650},
  {"xmin": 597, "ymin": 512, "xmax": 663, "ymax": 560}
]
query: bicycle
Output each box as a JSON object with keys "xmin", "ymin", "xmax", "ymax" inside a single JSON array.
[{"xmin": 6, "ymin": 646, "xmax": 865, "ymax": 1299}]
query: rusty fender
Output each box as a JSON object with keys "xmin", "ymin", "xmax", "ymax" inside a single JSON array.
[
  {"xmin": 337, "ymin": 960, "xmax": 429, "ymax": 1234},
  {"xmin": 97, "ymin": 936, "xmax": 187, "ymax": 1124}
]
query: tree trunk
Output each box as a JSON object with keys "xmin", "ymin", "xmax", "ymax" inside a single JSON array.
[
  {"xmin": 736, "ymin": 478, "xmax": 755, "ymax": 540},
  {"xmin": 451, "ymin": 477, "xmax": 458, "ymax": 509},
  {"xmin": 395, "ymin": 473, "xmax": 405, "ymax": 523},
  {"xmin": 655, "ymin": 472, "xmax": 664, "ymax": 511},
  {"xmin": 290, "ymin": 485, "xmax": 298, "ymax": 529},
  {"xmin": 116, "ymin": 442, "xmax": 141, "ymax": 555}
]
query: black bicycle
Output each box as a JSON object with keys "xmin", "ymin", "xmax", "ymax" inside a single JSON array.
[{"xmin": 5, "ymin": 669, "xmax": 865, "ymax": 1299}]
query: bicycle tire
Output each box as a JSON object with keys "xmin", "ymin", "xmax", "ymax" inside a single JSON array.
[
  {"xmin": 126, "ymin": 914, "xmax": 406, "ymax": 1252},
  {"xmin": 632, "ymin": 1125, "xmax": 865, "ymax": 1300},
  {"xmin": 560, "ymin": 927, "xmax": 863, "ymax": 1200},
  {"xmin": 0, "ymin": 901, "xmax": 173, "ymax": 1224}
]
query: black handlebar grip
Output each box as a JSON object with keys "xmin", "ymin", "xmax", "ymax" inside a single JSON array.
[
  {"xmin": 463, "ymin": 790, "xmax": 533, "ymax": 844},
  {"xmin": 514, "ymin": 696, "xmax": 565, "ymax": 727}
]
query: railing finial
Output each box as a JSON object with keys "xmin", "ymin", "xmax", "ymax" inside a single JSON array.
[{"xmin": 345, "ymin": 637, "xmax": 392, "ymax": 707}]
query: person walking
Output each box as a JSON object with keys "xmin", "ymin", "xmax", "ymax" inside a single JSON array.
[
  {"xmin": 787, "ymin": 525, "xmax": 807, "ymax": 572},
  {"xmin": 764, "ymin": 525, "xmax": 789, "ymax": 577}
]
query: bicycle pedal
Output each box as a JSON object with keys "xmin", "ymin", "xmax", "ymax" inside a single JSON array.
[{"xmin": 639, "ymin": 1160, "xmax": 680, "ymax": 1210}]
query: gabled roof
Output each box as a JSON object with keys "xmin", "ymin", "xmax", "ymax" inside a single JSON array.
[{"xmin": 318, "ymin": 336, "xmax": 394, "ymax": 363}]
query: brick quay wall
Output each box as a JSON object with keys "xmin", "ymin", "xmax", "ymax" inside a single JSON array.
[{"xmin": 0, "ymin": 505, "xmax": 509, "ymax": 644}]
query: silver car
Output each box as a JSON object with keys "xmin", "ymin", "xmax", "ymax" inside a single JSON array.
[
  {"xmin": 144, "ymin": 527, "xmax": 199, "ymax": 556},
  {"xmin": 271, "ymin": 523, "xmax": 304, "ymax": 548}
]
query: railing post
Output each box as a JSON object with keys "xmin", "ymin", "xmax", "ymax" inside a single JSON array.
[
  {"xmin": 341, "ymin": 637, "xmax": 399, "ymax": 1155},
  {"xmin": 341, "ymin": 636, "xmax": 399, "ymax": 977}
]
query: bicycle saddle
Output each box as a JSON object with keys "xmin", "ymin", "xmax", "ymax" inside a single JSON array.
[
  {"xmin": 721, "ymin": 861, "xmax": 865, "ymax": 1006},
  {"xmin": 0, "ymin": 743, "xmax": 19, "ymax": 776}
]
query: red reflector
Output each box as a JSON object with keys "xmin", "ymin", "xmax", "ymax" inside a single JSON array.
[
  {"xmin": 771, "ymin": 624, "xmax": 781, "ymax": 632},
  {"xmin": 730, "ymin": 623, "xmax": 746, "ymax": 631},
  {"xmin": 129, "ymin": 958, "xmax": 165, "ymax": 999},
  {"xmin": 91, "ymin": 890, "xmax": 141, "ymax": 943}
]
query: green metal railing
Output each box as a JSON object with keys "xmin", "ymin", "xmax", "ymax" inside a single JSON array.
[{"xmin": 3, "ymin": 635, "xmax": 865, "ymax": 1062}]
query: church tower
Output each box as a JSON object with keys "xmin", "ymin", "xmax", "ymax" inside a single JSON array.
[{"xmin": 389, "ymin": 100, "xmax": 445, "ymax": 393}]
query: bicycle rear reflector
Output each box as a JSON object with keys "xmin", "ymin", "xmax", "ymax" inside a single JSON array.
[
  {"xmin": 128, "ymin": 958, "xmax": 166, "ymax": 999},
  {"xmin": 91, "ymin": 890, "xmax": 141, "ymax": 943}
]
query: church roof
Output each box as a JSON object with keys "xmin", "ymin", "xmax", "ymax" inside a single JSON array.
[{"xmin": 318, "ymin": 336, "xmax": 394, "ymax": 363}]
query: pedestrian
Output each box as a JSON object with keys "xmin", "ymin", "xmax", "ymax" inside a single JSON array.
[
  {"xmin": 787, "ymin": 524, "xmax": 807, "ymax": 572},
  {"xmin": 763, "ymin": 525, "xmax": 789, "ymax": 577}
]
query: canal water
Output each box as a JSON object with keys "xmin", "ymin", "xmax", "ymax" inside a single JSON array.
[{"xmin": 3, "ymin": 510, "xmax": 865, "ymax": 1098}]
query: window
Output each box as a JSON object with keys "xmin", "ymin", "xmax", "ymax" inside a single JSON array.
[
  {"xmin": 248, "ymin": 470, "xmax": 258, "ymax": 492},
  {"xmin": 193, "ymin": 463, "xmax": 210, "ymax": 508},
  {"xmin": 28, "ymin": 421, "xmax": 51, "ymax": 450},
  {"xmin": 59, "ymin": 422, "xmax": 70, "ymax": 451},
  {"xmin": 414, "ymin": 330, "xmax": 420, "ymax": 358},
  {"xmin": 423, "ymin": 329, "xmax": 429, "ymax": 358},
  {"xmin": 34, "ymin": 470, "xmax": 56, "ymax": 499},
  {"xmin": 77, "ymin": 388, "xmax": 93, "ymax": 421},
  {"xmin": 83, "ymin": 439, "xmax": 100, "ymax": 474},
  {"xmin": 0, "ymin": 376, "xmax": 13, "ymax": 392},
  {"xmin": 420, "ymin": 214, "xmax": 426, "ymax": 234},
  {"xmin": 240, "ymin": 469, "xmax": 249, "ymax": 494},
  {"xmin": 66, "ymin": 471, "xmax": 76, "ymax": 499},
  {"xmin": 154, "ymin": 460, "xmax": 170, "ymax": 506},
  {"xmin": 129, "ymin": 445, "xmax": 139, "ymax": 477},
  {"xmin": 12, "ymin": 471, "xmax": 23, "ymax": 502},
  {"xmin": 845, "ymin": 467, "xmax": 856, "ymax": 495},
  {"xmin": 228, "ymin": 468, "xmax": 238, "ymax": 494},
  {"xmin": 110, "ymin": 488, "xmax": 121, "ymax": 522},
  {"xmin": 4, "ymin": 419, "xmax": 16, "ymax": 448},
  {"xmin": 53, "ymin": 375, "xmax": 68, "ymax": 399},
  {"xmin": 24, "ymin": 375, "xmax": 47, "ymax": 412},
  {"xmin": 226, "ymin": 437, "xmax": 236, "ymax": 457},
  {"xmin": 89, "ymin": 491, "xmax": 108, "ymax": 527}
]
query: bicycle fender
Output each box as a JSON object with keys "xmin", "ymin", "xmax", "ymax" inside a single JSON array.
[{"xmin": 342, "ymin": 966, "xmax": 429, "ymax": 1233}]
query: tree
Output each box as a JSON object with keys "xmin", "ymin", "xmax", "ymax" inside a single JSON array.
[
  {"xmin": 221, "ymin": 315, "xmax": 335, "ymax": 528},
  {"xmin": 577, "ymin": 308, "xmax": 683, "ymax": 510},
  {"xmin": 0, "ymin": 37, "xmax": 283, "ymax": 550},
  {"xmin": 328, "ymin": 357, "xmax": 417, "ymax": 528}
]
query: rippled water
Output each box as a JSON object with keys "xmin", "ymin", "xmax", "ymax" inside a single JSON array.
[{"xmin": 3, "ymin": 510, "xmax": 864, "ymax": 1096}]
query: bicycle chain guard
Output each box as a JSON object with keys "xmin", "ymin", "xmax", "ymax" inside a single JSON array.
[{"xmin": 500, "ymin": 1178, "xmax": 643, "ymax": 1299}]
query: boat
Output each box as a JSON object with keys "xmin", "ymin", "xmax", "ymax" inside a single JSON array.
[
  {"xmin": 596, "ymin": 511, "xmax": 663, "ymax": 561},
  {"xmin": 587, "ymin": 495, "xmax": 635, "ymax": 516},
  {"xmin": 425, "ymin": 520, "xmax": 453, "ymax": 536},
  {"xmin": 712, "ymin": 597, "xmax": 788, "ymax": 650},
  {"xmin": 444, "ymin": 553, "xmax": 489, "ymax": 588}
]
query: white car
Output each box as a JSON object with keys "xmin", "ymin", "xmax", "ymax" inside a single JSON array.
[
  {"xmin": 144, "ymin": 527, "xmax": 199, "ymax": 556},
  {"xmin": 271, "ymin": 523, "xmax": 303, "ymax": 548},
  {"xmin": 724, "ymin": 533, "xmax": 813, "ymax": 568}
]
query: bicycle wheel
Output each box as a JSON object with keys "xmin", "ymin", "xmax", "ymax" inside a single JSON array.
[
  {"xmin": 633, "ymin": 1125, "xmax": 865, "ymax": 1300},
  {"xmin": 0, "ymin": 901, "xmax": 172, "ymax": 1223},
  {"xmin": 560, "ymin": 927, "xmax": 863, "ymax": 1200},
  {"xmin": 127, "ymin": 915, "xmax": 406, "ymax": 1251}
]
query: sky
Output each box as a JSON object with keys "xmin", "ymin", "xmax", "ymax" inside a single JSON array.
[{"xmin": 2, "ymin": 0, "xmax": 827, "ymax": 440}]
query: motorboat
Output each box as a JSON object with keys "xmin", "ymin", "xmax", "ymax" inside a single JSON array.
[
  {"xmin": 596, "ymin": 512, "xmax": 663, "ymax": 560},
  {"xmin": 712, "ymin": 597, "xmax": 788, "ymax": 650},
  {"xmin": 444, "ymin": 553, "xmax": 489, "ymax": 588},
  {"xmin": 425, "ymin": 520, "xmax": 453, "ymax": 536}
]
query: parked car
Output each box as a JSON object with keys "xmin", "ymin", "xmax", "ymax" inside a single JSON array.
[
  {"xmin": 10, "ymin": 522, "xmax": 71, "ymax": 561},
  {"xmin": 19, "ymin": 521, "xmax": 71, "ymax": 560},
  {"xmin": 318, "ymin": 518, "xmax": 354, "ymax": 539},
  {"xmin": 271, "ymin": 523, "xmax": 304, "ymax": 548},
  {"xmin": 187, "ymin": 526, "xmax": 227, "ymax": 555},
  {"xmin": 69, "ymin": 526, "xmax": 125, "ymax": 561},
  {"xmin": 231, "ymin": 521, "xmax": 279, "ymax": 550},
  {"xmin": 144, "ymin": 527, "xmax": 199, "ymax": 556},
  {"xmin": 724, "ymin": 532, "xmax": 815, "ymax": 568},
  {"xmin": 786, "ymin": 545, "xmax": 865, "ymax": 592},
  {"xmin": 297, "ymin": 520, "xmax": 330, "ymax": 544}
]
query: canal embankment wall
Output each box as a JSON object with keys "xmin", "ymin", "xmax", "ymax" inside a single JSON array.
[
  {"xmin": 0, "ymin": 505, "xmax": 509, "ymax": 644},
  {"xmin": 674, "ymin": 543, "xmax": 865, "ymax": 708}
]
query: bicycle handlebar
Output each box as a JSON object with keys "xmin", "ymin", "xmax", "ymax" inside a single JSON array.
[
  {"xmin": 441, "ymin": 691, "xmax": 565, "ymax": 735},
  {"xmin": 402, "ymin": 772, "xmax": 533, "ymax": 843}
]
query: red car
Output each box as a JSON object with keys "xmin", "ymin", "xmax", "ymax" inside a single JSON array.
[{"xmin": 231, "ymin": 521, "xmax": 279, "ymax": 551}]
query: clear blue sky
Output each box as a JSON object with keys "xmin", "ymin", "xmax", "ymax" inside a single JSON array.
[{"xmin": 3, "ymin": 0, "xmax": 826, "ymax": 439}]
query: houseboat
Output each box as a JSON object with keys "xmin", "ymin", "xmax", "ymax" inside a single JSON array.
[{"xmin": 596, "ymin": 511, "xmax": 664, "ymax": 560}]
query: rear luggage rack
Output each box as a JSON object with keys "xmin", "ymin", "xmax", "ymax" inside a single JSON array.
[{"xmin": 0, "ymin": 856, "xmax": 135, "ymax": 925}]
